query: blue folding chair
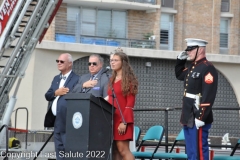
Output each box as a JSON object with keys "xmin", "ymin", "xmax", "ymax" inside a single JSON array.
[
  {"xmin": 214, "ymin": 139, "xmax": 240, "ymax": 160},
  {"xmin": 153, "ymin": 129, "xmax": 187, "ymax": 159},
  {"xmin": 132, "ymin": 125, "xmax": 164, "ymax": 160},
  {"xmin": 169, "ymin": 129, "xmax": 185, "ymax": 152},
  {"xmin": 134, "ymin": 126, "xmax": 141, "ymax": 147}
]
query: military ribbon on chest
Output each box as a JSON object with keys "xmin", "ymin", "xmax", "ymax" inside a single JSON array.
[{"xmin": 191, "ymin": 72, "xmax": 200, "ymax": 78}]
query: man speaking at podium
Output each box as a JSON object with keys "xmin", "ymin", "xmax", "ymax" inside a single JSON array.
[{"xmin": 72, "ymin": 54, "xmax": 109, "ymax": 98}]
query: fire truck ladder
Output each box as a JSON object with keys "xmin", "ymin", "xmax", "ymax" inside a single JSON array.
[{"xmin": 0, "ymin": 0, "xmax": 62, "ymax": 149}]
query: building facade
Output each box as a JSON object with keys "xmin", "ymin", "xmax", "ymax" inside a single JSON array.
[{"xmin": 4, "ymin": 0, "xmax": 240, "ymax": 136}]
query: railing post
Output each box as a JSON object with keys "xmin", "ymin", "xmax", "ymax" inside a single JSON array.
[
  {"xmin": 14, "ymin": 107, "xmax": 29, "ymax": 149},
  {"xmin": 164, "ymin": 108, "xmax": 169, "ymax": 152},
  {"xmin": 0, "ymin": 124, "xmax": 9, "ymax": 159}
]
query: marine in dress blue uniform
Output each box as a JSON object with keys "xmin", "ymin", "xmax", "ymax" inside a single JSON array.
[{"xmin": 175, "ymin": 38, "xmax": 218, "ymax": 160}]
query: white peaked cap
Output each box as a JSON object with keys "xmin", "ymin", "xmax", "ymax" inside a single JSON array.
[{"xmin": 185, "ymin": 38, "xmax": 208, "ymax": 47}]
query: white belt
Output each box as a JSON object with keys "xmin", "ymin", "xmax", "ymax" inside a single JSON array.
[{"xmin": 185, "ymin": 93, "xmax": 197, "ymax": 99}]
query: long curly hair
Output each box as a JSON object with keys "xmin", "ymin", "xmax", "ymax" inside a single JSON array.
[{"xmin": 109, "ymin": 48, "xmax": 138, "ymax": 96}]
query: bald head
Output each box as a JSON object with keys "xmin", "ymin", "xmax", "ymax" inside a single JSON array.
[{"xmin": 57, "ymin": 53, "xmax": 73, "ymax": 75}]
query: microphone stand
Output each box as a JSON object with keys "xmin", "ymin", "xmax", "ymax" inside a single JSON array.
[
  {"xmin": 105, "ymin": 72, "xmax": 126, "ymax": 160},
  {"xmin": 105, "ymin": 72, "xmax": 114, "ymax": 160},
  {"xmin": 110, "ymin": 87, "xmax": 127, "ymax": 125}
]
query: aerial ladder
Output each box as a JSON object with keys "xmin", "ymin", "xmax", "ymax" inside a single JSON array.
[{"xmin": 0, "ymin": 0, "xmax": 63, "ymax": 149}]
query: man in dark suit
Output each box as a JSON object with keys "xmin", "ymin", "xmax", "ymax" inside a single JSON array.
[
  {"xmin": 72, "ymin": 54, "xmax": 109, "ymax": 98},
  {"xmin": 45, "ymin": 53, "xmax": 79, "ymax": 160}
]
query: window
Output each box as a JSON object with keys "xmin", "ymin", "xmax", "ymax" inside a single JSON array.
[
  {"xmin": 221, "ymin": 0, "xmax": 229, "ymax": 12},
  {"xmin": 81, "ymin": 9, "xmax": 96, "ymax": 36},
  {"xmin": 111, "ymin": 11, "xmax": 126, "ymax": 38},
  {"xmin": 66, "ymin": 7, "xmax": 126, "ymax": 38},
  {"xmin": 66, "ymin": 7, "xmax": 79, "ymax": 34},
  {"xmin": 161, "ymin": 0, "xmax": 174, "ymax": 8},
  {"xmin": 160, "ymin": 30, "xmax": 168, "ymax": 44},
  {"xmin": 160, "ymin": 13, "xmax": 174, "ymax": 50},
  {"xmin": 220, "ymin": 19, "xmax": 228, "ymax": 48},
  {"xmin": 97, "ymin": 10, "xmax": 111, "ymax": 37}
]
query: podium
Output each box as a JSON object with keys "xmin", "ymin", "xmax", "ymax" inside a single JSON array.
[{"xmin": 64, "ymin": 93, "xmax": 114, "ymax": 160}]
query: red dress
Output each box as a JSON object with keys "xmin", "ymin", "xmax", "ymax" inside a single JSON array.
[{"xmin": 108, "ymin": 80, "xmax": 135, "ymax": 141}]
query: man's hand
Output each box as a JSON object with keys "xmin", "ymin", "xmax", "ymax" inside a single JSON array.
[
  {"xmin": 177, "ymin": 51, "xmax": 188, "ymax": 60},
  {"xmin": 55, "ymin": 87, "xmax": 69, "ymax": 96},
  {"xmin": 83, "ymin": 80, "xmax": 98, "ymax": 88},
  {"xmin": 195, "ymin": 118, "xmax": 205, "ymax": 129}
]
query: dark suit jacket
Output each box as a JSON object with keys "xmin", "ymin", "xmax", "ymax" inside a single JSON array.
[
  {"xmin": 45, "ymin": 71, "xmax": 79, "ymax": 133},
  {"xmin": 72, "ymin": 69, "xmax": 109, "ymax": 98}
]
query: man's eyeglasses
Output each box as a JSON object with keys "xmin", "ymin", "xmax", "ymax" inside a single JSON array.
[
  {"xmin": 110, "ymin": 59, "xmax": 120, "ymax": 63},
  {"xmin": 88, "ymin": 62, "xmax": 97, "ymax": 66},
  {"xmin": 185, "ymin": 45, "xmax": 199, "ymax": 51},
  {"xmin": 56, "ymin": 60, "xmax": 65, "ymax": 64}
]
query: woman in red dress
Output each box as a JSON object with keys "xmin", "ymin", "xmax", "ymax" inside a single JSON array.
[{"xmin": 108, "ymin": 48, "xmax": 138, "ymax": 160}]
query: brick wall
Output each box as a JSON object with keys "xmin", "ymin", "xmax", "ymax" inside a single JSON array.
[
  {"xmin": 128, "ymin": 0, "xmax": 161, "ymax": 49},
  {"xmin": 42, "ymin": 18, "xmax": 55, "ymax": 41},
  {"xmin": 175, "ymin": 0, "xmax": 218, "ymax": 53},
  {"xmin": 41, "ymin": 0, "xmax": 240, "ymax": 55},
  {"xmin": 173, "ymin": 0, "xmax": 185, "ymax": 51},
  {"xmin": 228, "ymin": 0, "xmax": 240, "ymax": 55},
  {"xmin": 43, "ymin": 3, "xmax": 67, "ymax": 41},
  {"xmin": 128, "ymin": 9, "xmax": 160, "ymax": 49},
  {"xmin": 55, "ymin": 3, "xmax": 67, "ymax": 34},
  {"xmin": 174, "ymin": 0, "xmax": 240, "ymax": 55}
]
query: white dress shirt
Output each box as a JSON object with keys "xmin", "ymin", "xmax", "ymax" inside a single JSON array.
[{"xmin": 51, "ymin": 71, "xmax": 72, "ymax": 116}]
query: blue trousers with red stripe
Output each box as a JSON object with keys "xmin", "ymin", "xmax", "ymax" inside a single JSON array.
[{"xmin": 183, "ymin": 124, "xmax": 211, "ymax": 160}]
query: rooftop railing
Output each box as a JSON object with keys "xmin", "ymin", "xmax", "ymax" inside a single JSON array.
[
  {"xmin": 55, "ymin": 33, "xmax": 156, "ymax": 49},
  {"xmin": 119, "ymin": 0, "xmax": 156, "ymax": 5}
]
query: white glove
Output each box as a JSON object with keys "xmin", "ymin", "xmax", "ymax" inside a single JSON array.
[
  {"xmin": 194, "ymin": 97, "xmax": 200, "ymax": 110},
  {"xmin": 177, "ymin": 51, "xmax": 188, "ymax": 60},
  {"xmin": 195, "ymin": 118, "xmax": 205, "ymax": 129}
]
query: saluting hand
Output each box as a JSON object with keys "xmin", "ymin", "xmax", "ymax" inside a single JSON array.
[{"xmin": 177, "ymin": 51, "xmax": 188, "ymax": 60}]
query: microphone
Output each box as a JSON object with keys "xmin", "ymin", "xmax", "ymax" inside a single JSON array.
[{"xmin": 102, "ymin": 66, "xmax": 110, "ymax": 74}]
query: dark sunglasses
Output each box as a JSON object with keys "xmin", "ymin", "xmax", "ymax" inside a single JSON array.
[
  {"xmin": 185, "ymin": 45, "xmax": 199, "ymax": 51},
  {"xmin": 56, "ymin": 60, "xmax": 65, "ymax": 64},
  {"xmin": 88, "ymin": 62, "xmax": 97, "ymax": 66}
]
